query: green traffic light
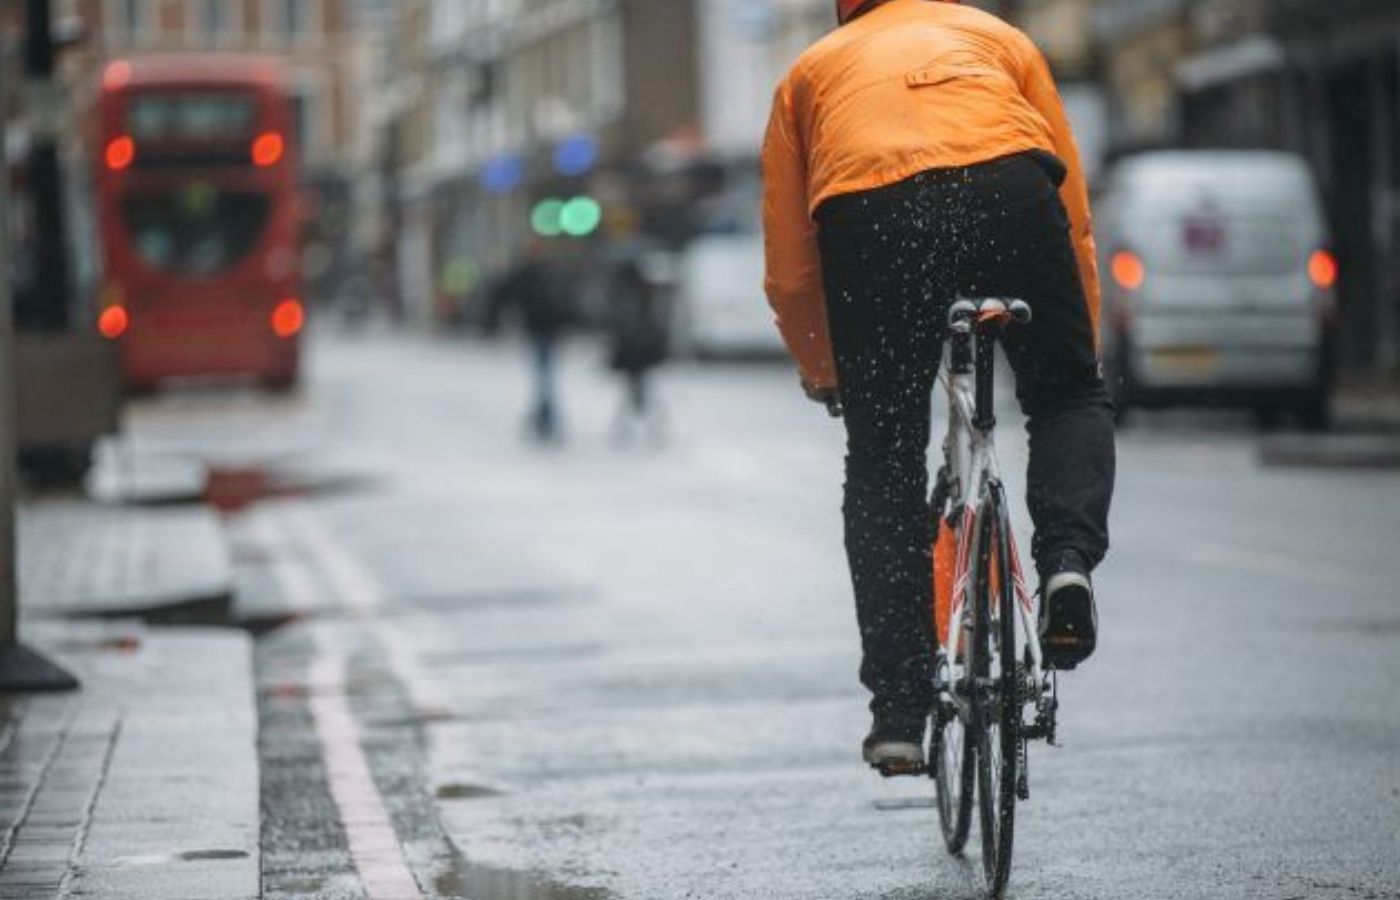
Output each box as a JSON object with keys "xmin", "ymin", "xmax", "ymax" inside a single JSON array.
[
  {"xmin": 530, "ymin": 199, "xmax": 564, "ymax": 237},
  {"xmin": 559, "ymin": 197, "xmax": 602, "ymax": 237}
]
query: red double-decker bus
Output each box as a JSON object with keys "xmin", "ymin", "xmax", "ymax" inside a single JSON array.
[{"xmin": 94, "ymin": 55, "xmax": 304, "ymax": 391}]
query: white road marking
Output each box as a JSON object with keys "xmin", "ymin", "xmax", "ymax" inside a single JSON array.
[
  {"xmin": 307, "ymin": 651, "xmax": 423, "ymax": 900},
  {"xmin": 274, "ymin": 502, "xmax": 454, "ymax": 715},
  {"xmin": 258, "ymin": 503, "xmax": 424, "ymax": 900},
  {"xmin": 279, "ymin": 503, "xmax": 381, "ymax": 616},
  {"xmin": 244, "ymin": 509, "xmax": 320, "ymax": 614}
]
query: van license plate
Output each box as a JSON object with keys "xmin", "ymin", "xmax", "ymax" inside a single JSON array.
[{"xmin": 1152, "ymin": 347, "xmax": 1220, "ymax": 377}]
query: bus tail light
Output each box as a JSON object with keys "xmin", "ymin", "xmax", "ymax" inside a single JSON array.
[
  {"xmin": 1110, "ymin": 250, "xmax": 1146, "ymax": 292},
  {"xmin": 103, "ymin": 60, "xmax": 132, "ymax": 91},
  {"xmin": 1308, "ymin": 249, "xmax": 1338, "ymax": 291},
  {"xmin": 98, "ymin": 305, "xmax": 129, "ymax": 340},
  {"xmin": 105, "ymin": 135, "xmax": 136, "ymax": 171},
  {"xmin": 272, "ymin": 299, "xmax": 305, "ymax": 338},
  {"xmin": 252, "ymin": 132, "xmax": 285, "ymax": 168}
]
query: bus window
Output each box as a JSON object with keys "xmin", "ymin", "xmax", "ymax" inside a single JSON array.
[
  {"xmin": 122, "ymin": 186, "xmax": 270, "ymax": 276},
  {"xmin": 126, "ymin": 92, "xmax": 257, "ymax": 142}
]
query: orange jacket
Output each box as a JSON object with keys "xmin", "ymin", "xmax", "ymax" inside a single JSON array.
[{"xmin": 762, "ymin": 0, "xmax": 1100, "ymax": 389}]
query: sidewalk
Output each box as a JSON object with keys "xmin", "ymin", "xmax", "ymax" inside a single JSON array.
[
  {"xmin": 1260, "ymin": 379, "xmax": 1400, "ymax": 469},
  {"xmin": 2, "ymin": 494, "xmax": 258, "ymax": 899},
  {"xmin": 17, "ymin": 500, "xmax": 233, "ymax": 624},
  {"xmin": 0, "ymin": 622, "xmax": 259, "ymax": 900}
]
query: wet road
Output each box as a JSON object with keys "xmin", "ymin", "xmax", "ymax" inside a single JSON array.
[{"xmin": 120, "ymin": 330, "xmax": 1400, "ymax": 899}]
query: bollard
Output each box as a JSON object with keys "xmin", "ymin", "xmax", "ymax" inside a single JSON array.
[{"xmin": 0, "ymin": 5, "xmax": 78, "ymax": 692}]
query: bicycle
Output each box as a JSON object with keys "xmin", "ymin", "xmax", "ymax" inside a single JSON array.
[{"xmin": 922, "ymin": 297, "xmax": 1060, "ymax": 898}]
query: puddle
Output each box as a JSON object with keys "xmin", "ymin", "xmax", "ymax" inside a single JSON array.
[
  {"xmin": 873, "ymin": 797, "xmax": 936, "ymax": 812},
  {"xmin": 178, "ymin": 849, "xmax": 249, "ymax": 861},
  {"xmin": 204, "ymin": 464, "xmax": 376, "ymax": 513},
  {"xmin": 435, "ymin": 781, "xmax": 504, "ymax": 800},
  {"xmin": 433, "ymin": 862, "xmax": 610, "ymax": 900},
  {"xmin": 113, "ymin": 849, "xmax": 249, "ymax": 867}
]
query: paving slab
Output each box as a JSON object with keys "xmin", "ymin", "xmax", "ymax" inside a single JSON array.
[
  {"xmin": 0, "ymin": 622, "xmax": 259, "ymax": 900},
  {"xmin": 17, "ymin": 500, "xmax": 233, "ymax": 624}
]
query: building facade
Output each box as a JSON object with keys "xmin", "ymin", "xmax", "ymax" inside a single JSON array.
[{"xmin": 382, "ymin": 0, "xmax": 702, "ymax": 326}]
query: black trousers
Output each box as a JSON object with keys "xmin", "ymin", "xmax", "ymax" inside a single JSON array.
[{"xmin": 816, "ymin": 153, "xmax": 1116, "ymax": 720}]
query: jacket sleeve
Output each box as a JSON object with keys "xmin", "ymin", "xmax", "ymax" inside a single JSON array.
[
  {"xmin": 1019, "ymin": 43, "xmax": 1102, "ymax": 346},
  {"xmin": 761, "ymin": 77, "xmax": 837, "ymax": 389}
]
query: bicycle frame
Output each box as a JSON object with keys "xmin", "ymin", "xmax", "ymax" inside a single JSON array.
[{"xmin": 936, "ymin": 304, "xmax": 1048, "ymax": 723}]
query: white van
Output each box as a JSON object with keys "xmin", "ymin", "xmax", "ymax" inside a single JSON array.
[
  {"xmin": 1096, "ymin": 150, "xmax": 1336, "ymax": 425},
  {"xmin": 675, "ymin": 231, "xmax": 786, "ymax": 358}
]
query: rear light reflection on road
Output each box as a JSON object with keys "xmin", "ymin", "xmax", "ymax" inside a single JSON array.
[{"xmin": 272, "ymin": 299, "xmax": 305, "ymax": 338}]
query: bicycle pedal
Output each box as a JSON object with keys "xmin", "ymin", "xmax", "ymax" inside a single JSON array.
[{"xmin": 872, "ymin": 760, "xmax": 927, "ymax": 778}]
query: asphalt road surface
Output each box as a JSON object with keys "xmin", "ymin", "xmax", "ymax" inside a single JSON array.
[{"xmin": 117, "ymin": 329, "xmax": 1400, "ymax": 900}]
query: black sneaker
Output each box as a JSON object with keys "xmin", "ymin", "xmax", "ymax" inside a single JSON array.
[
  {"xmin": 862, "ymin": 713, "xmax": 927, "ymax": 776},
  {"xmin": 1038, "ymin": 553, "xmax": 1098, "ymax": 670}
]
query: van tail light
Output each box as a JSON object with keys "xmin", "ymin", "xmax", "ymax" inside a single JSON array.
[
  {"xmin": 105, "ymin": 135, "xmax": 136, "ymax": 171},
  {"xmin": 1110, "ymin": 250, "xmax": 1146, "ymax": 292},
  {"xmin": 271, "ymin": 299, "xmax": 305, "ymax": 338},
  {"xmin": 98, "ymin": 305, "xmax": 129, "ymax": 339},
  {"xmin": 1308, "ymin": 249, "xmax": 1338, "ymax": 291}
]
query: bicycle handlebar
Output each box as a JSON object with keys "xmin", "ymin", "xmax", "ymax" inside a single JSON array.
[{"xmin": 948, "ymin": 298, "xmax": 1033, "ymax": 333}]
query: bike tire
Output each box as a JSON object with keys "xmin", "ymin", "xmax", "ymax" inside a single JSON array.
[
  {"xmin": 930, "ymin": 467, "xmax": 975, "ymax": 854},
  {"xmin": 932, "ymin": 652, "xmax": 975, "ymax": 854},
  {"xmin": 974, "ymin": 484, "xmax": 1020, "ymax": 897}
]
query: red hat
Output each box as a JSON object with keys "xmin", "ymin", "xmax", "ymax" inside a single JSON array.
[
  {"xmin": 837, "ymin": 0, "xmax": 958, "ymax": 25},
  {"xmin": 835, "ymin": 0, "xmax": 869, "ymax": 23}
]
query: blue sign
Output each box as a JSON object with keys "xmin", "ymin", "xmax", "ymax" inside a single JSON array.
[
  {"xmin": 553, "ymin": 135, "xmax": 599, "ymax": 178},
  {"xmin": 480, "ymin": 155, "xmax": 524, "ymax": 195}
]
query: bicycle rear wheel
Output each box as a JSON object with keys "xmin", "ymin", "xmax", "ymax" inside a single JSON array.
[{"xmin": 974, "ymin": 483, "xmax": 1020, "ymax": 897}]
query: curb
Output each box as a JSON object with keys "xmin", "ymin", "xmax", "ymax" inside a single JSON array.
[
  {"xmin": 1258, "ymin": 433, "xmax": 1400, "ymax": 469},
  {"xmin": 33, "ymin": 588, "xmax": 235, "ymax": 627}
]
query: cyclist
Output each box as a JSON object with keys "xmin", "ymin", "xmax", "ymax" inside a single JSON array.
[{"xmin": 762, "ymin": 0, "xmax": 1116, "ymax": 771}]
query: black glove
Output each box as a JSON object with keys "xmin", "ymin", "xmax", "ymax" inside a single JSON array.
[{"xmin": 802, "ymin": 380, "xmax": 843, "ymax": 418}]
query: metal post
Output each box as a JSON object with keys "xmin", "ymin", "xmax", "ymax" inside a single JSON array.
[
  {"xmin": 1, "ymin": 58, "xmax": 16, "ymax": 650},
  {"xmin": 22, "ymin": 0, "xmax": 72, "ymax": 332},
  {"xmin": 0, "ymin": 1, "xmax": 78, "ymax": 692}
]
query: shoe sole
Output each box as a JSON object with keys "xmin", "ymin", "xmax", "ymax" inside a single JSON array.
[
  {"xmin": 1041, "ymin": 583, "xmax": 1096, "ymax": 670},
  {"xmin": 863, "ymin": 742, "xmax": 925, "ymax": 777}
]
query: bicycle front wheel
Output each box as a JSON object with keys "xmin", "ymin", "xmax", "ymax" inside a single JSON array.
[{"xmin": 974, "ymin": 483, "xmax": 1020, "ymax": 897}]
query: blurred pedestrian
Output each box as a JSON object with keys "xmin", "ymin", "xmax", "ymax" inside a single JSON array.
[
  {"xmin": 603, "ymin": 235, "xmax": 673, "ymax": 446},
  {"xmin": 486, "ymin": 237, "xmax": 576, "ymax": 443}
]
